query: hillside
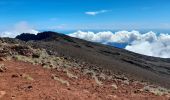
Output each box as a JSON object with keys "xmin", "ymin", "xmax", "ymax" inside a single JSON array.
[
  {"xmin": 0, "ymin": 32, "xmax": 169, "ymax": 99},
  {"xmin": 17, "ymin": 31, "xmax": 170, "ymax": 88}
]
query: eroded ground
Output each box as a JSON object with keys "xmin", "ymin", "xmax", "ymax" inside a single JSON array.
[{"xmin": 0, "ymin": 60, "xmax": 169, "ymax": 100}]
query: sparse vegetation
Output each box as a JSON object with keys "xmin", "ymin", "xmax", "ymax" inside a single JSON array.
[
  {"xmin": 0, "ymin": 32, "xmax": 170, "ymax": 99},
  {"xmin": 123, "ymin": 79, "xmax": 130, "ymax": 85},
  {"xmin": 83, "ymin": 69, "xmax": 103, "ymax": 85},
  {"xmin": 93, "ymin": 75, "xmax": 103, "ymax": 86},
  {"xmin": 142, "ymin": 85, "xmax": 170, "ymax": 96},
  {"xmin": 52, "ymin": 75, "xmax": 70, "ymax": 86},
  {"xmin": 22, "ymin": 74, "xmax": 34, "ymax": 81},
  {"xmin": 111, "ymin": 83, "xmax": 118, "ymax": 90},
  {"xmin": 64, "ymin": 69, "xmax": 78, "ymax": 79},
  {"xmin": 99, "ymin": 73, "xmax": 106, "ymax": 80},
  {"xmin": 0, "ymin": 64, "xmax": 6, "ymax": 72}
]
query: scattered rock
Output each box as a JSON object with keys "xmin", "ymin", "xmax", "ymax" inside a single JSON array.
[
  {"xmin": 134, "ymin": 89, "xmax": 141, "ymax": 94},
  {"xmin": 27, "ymin": 85, "xmax": 33, "ymax": 89},
  {"xmin": 11, "ymin": 74, "xmax": 19, "ymax": 78},
  {"xmin": 11, "ymin": 95, "xmax": 16, "ymax": 99}
]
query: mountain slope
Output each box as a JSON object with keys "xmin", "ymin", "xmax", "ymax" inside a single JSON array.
[
  {"xmin": 0, "ymin": 39, "xmax": 170, "ymax": 99},
  {"xmin": 15, "ymin": 31, "xmax": 170, "ymax": 88}
]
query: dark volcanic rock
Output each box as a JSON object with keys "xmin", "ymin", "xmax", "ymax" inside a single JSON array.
[
  {"xmin": 16, "ymin": 33, "xmax": 36, "ymax": 41},
  {"xmin": 16, "ymin": 31, "xmax": 59, "ymax": 41}
]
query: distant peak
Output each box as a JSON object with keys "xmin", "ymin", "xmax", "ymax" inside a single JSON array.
[{"xmin": 16, "ymin": 31, "xmax": 61, "ymax": 41}]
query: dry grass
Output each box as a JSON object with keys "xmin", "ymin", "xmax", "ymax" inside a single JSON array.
[
  {"xmin": 22, "ymin": 74, "xmax": 34, "ymax": 81},
  {"xmin": 93, "ymin": 75, "xmax": 103, "ymax": 86},
  {"xmin": 64, "ymin": 69, "xmax": 78, "ymax": 79},
  {"xmin": 83, "ymin": 69, "xmax": 103, "ymax": 86},
  {"xmin": 52, "ymin": 75, "xmax": 70, "ymax": 86},
  {"xmin": 142, "ymin": 85, "xmax": 170, "ymax": 96},
  {"xmin": 99, "ymin": 73, "xmax": 106, "ymax": 80},
  {"xmin": 123, "ymin": 80, "xmax": 130, "ymax": 85},
  {"xmin": 12, "ymin": 48, "xmax": 78, "ymax": 71},
  {"xmin": 111, "ymin": 83, "xmax": 118, "ymax": 90},
  {"xmin": 0, "ymin": 64, "xmax": 6, "ymax": 72}
]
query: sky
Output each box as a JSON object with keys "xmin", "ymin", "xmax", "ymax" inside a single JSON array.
[
  {"xmin": 1, "ymin": 0, "xmax": 170, "ymax": 31},
  {"xmin": 1, "ymin": 0, "xmax": 170, "ymax": 58}
]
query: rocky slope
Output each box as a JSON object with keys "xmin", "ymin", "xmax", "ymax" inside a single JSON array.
[
  {"xmin": 0, "ymin": 32, "xmax": 169, "ymax": 99},
  {"xmin": 17, "ymin": 32, "xmax": 170, "ymax": 88}
]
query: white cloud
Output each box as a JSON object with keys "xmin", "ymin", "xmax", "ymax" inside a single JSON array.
[
  {"xmin": 85, "ymin": 10, "xmax": 110, "ymax": 16},
  {"xmin": 68, "ymin": 30, "xmax": 170, "ymax": 58},
  {"xmin": 124, "ymin": 32, "xmax": 170, "ymax": 58},
  {"xmin": 68, "ymin": 30, "xmax": 142, "ymax": 43},
  {"xmin": 0, "ymin": 21, "xmax": 39, "ymax": 38},
  {"xmin": 68, "ymin": 30, "xmax": 113, "ymax": 43}
]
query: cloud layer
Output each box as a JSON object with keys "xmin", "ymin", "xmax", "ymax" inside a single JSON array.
[
  {"xmin": 85, "ymin": 10, "xmax": 110, "ymax": 16},
  {"xmin": 0, "ymin": 21, "xmax": 39, "ymax": 38},
  {"xmin": 68, "ymin": 30, "xmax": 170, "ymax": 58}
]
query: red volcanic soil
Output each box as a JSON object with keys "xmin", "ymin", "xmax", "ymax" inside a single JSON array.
[{"xmin": 0, "ymin": 60, "xmax": 169, "ymax": 100}]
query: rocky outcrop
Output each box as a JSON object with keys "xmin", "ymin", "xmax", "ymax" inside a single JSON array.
[{"xmin": 16, "ymin": 31, "xmax": 60, "ymax": 41}]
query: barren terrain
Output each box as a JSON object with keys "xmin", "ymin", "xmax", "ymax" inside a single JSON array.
[{"xmin": 0, "ymin": 32, "xmax": 169, "ymax": 99}]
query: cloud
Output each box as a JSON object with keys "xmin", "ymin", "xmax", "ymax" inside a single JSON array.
[
  {"xmin": 125, "ymin": 33, "xmax": 170, "ymax": 58},
  {"xmin": 68, "ymin": 30, "xmax": 170, "ymax": 58},
  {"xmin": 85, "ymin": 10, "xmax": 110, "ymax": 16},
  {"xmin": 0, "ymin": 21, "xmax": 39, "ymax": 38},
  {"xmin": 68, "ymin": 30, "xmax": 113, "ymax": 43},
  {"xmin": 68, "ymin": 30, "xmax": 142, "ymax": 43}
]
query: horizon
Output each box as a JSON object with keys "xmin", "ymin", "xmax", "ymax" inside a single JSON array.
[
  {"xmin": 1, "ymin": 0, "xmax": 170, "ymax": 58},
  {"xmin": 1, "ymin": 1, "xmax": 170, "ymax": 98}
]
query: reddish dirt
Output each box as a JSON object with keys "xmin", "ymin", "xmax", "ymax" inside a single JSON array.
[{"xmin": 0, "ymin": 60, "xmax": 169, "ymax": 100}]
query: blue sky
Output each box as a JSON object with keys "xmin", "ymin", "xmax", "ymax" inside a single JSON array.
[
  {"xmin": 1, "ymin": 0, "xmax": 170, "ymax": 58},
  {"xmin": 1, "ymin": 0, "xmax": 170, "ymax": 31}
]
